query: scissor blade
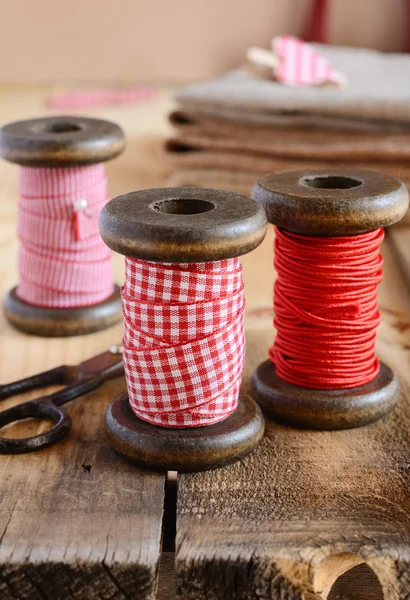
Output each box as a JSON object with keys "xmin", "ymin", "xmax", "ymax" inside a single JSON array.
[{"xmin": 79, "ymin": 345, "xmax": 124, "ymax": 381}]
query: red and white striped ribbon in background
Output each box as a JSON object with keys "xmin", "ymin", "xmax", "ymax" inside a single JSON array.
[
  {"xmin": 17, "ymin": 164, "xmax": 114, "ymax": 308},
  {"xmin": 48, "ymin": 86, "xmax": 157, "ymax": 110},
  {"xmin": 272, "ymin": 35, "xmax": 345, "ymax": 87},
  {"xmin": 122, "ymin": 258, "xmax": 245, "ymax": 428}
]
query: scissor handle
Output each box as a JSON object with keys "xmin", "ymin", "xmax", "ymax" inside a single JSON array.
[
  {"xmin": 0, "ymin": 398, "xmax": 72, "ymax": 454},
  {"xmin": 0, "ymin": 366, "xmax": 69, "ymax": 401}
]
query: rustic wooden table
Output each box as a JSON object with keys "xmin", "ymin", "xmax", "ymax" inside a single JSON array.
[{"xmin": 0, "ymin": 88, "xmax": 409, "ymax": 600}]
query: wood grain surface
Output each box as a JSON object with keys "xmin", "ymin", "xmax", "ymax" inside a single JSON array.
[
  {"xmin": 176, "ymin": 228, "xmax": 410, "ymax": 600},
  {"xmin": 0, "ymin": 89, "xmax": 174, "ymax": 599},
  {"xmin": 2, "ymin": 88, "xmax": 410, "ymax": 600},
  {"xmin": 0, "ymin": 378, "xmax": 164, "ymax": 599}
]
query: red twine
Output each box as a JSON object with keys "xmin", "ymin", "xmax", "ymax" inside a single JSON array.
[
  {"xmin": 121, "ymin": 257, "xmax": 245, "ymax": 428},
  {"xmin": 17, "ymin": 165, "xmax": 114, "ymax": 308},
  {"xmin": 271, "ymin": 227, "xmax": 384, "ymax": 389}
]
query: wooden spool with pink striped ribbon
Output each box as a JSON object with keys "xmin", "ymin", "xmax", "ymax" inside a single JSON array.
[{"xmin": 0, "ymin": 116, "xmax": 125, "ymax": 336}]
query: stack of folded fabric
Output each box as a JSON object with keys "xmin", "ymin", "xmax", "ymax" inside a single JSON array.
[{"xmin": 164, "ymin": 44, "xmax": 410, "ymax": 214}]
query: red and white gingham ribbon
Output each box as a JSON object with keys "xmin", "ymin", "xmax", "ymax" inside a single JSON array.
[
  {"xmin": 17, "ymin": 165, "xmax": 114, "ymax": 308},
  {"xmin": 122, "ymin": 258, "xmax": 245, "ymax": 428},
  {"xmin": 272, "ymin": 35, "xmax": 345, "ymax": 87}
]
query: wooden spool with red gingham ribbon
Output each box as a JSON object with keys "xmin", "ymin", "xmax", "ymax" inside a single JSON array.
[
  {"xmin": 99, "ymin": 187, "xmax": 267, "ymax": 471},
  {"xmin": 0, "ymin": 116, "xmax": 125, "ymax": 336}
]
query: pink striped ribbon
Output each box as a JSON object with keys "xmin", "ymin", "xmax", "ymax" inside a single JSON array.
[
  {"xmin": 49, "ymin": 86, "xmax": 157, "ymax": 109},
  {"xmin": 17, "ymin": 165, "xmax": 114, "ymax": 308},
  {"xmin": 272, "ymin": 35, "xmax": 345, "ymax": 87}
]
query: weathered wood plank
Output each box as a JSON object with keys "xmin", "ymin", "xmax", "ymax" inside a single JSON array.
[
  {"xmin": 0, "ymin": 374, "xmax": 165, "ymax": 600},
  {"xmin": 176, "ymin": 229, "xmax": 410, "ymax": 600},
  {"xmin": 0, "ymin": 91, "xmax": 174, "ymax": 599}
]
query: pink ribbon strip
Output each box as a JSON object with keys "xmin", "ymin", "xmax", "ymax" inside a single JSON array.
[{"xmin": 17, "ymin": 165, "xmax": 114, "ymax": 308}]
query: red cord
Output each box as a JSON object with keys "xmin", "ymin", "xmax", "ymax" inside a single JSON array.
[
  {"xmin": 271, "ymin": 227, "xmax": 384, "ymax": 389},
  {"xmin": 304, "ymin": 0, "xmax": 328, "ymax": 44}
]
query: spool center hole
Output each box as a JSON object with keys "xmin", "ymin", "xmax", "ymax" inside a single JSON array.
[
  {"xmin": 300, "ymin": 175, "xmax": 362, "ymax": 189},
  {"xmin": 37, "ymin": 121, "xmax": 83, "ymax": 134},
  {"xmin": 152, "ymin": 198, "xmax": 215, "ymax": 215}
]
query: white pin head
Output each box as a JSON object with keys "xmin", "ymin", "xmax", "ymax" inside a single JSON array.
[{"xmin": 74, "ymin": 198, "xmax": 88, "ymax": 212}]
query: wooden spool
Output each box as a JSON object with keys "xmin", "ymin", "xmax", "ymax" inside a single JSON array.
[
  {"xmin": 0, "ymin": 116, "xmax": 126, "ymax": 336},
  {"xmin": 99, "ymin": 186, "xmax": 267, "ymax": 471},
  {"xmin": 252, "ymin": 169, "xmax": 409, "ymax": 430}
]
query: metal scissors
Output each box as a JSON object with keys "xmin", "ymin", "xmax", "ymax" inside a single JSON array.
[{"xmin": 0, "ymin": 344, "xmax": 124, "ymax": 454}]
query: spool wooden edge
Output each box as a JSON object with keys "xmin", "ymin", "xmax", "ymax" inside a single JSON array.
[
  {"xmin": 99, "ymin": 187, "xmax": 267, "ymax": 262},
  {"xmin": 251, "ymin": 359, "xmax": 399, "ymax": 430},
  {"xmin": 105, "ymin": 392, "xmax": 265, "ymax": 472},
  {"xmin": 3, "ymin": 286, "xmax": 122, "ymax": 337},
  {"xmin": 252, "ymin": 169, "xmax": 409, "ymax": 235},
  {"xmin": 0, "ymin": 116, "xmax": 126, "ymax": 166}
]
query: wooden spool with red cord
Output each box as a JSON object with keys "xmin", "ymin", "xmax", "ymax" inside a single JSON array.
[{"xmin": 252, "ymin": 169, "xmax": 408, "ymax": 429}]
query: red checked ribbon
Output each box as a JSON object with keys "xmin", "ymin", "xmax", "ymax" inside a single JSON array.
[
  {"xmin": 17, "ymin": 165, "xmax": 114, "ymax": 308},
  {"xmin": 121, "ymin": 258, "xmax": 245, "ymax": 428}
]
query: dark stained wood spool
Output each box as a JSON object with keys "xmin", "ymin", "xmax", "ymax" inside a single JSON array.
[
  {"xmin": 106, "ymin": 393, "xmax": 265, "ymax": 472},
  {"xmin": 0, "ymin": 116, "xmax": 125, "ymax": 336},
  {"xmin": 253, "ymin": 169, "xmax": 408, "ymax": 236},
  {"xmin": 0, "ymin": 116, "xmax": 125, "ymax": 166},
  {"xmin": 100, "ymin": 186, "xmax": 267, "ymax": 471},
  {"xmin": 99, "ymin": 186, "xmax": 267, "ymax": 262},
  {"xmin": 251, "ymin": 169, "xmax": 409, "ymax": 430},
  {"xmin": 4, "ymin": 285, "xmax": 122, "ymax": 337},
  {"xmin": 252, "ymin": 359, "xmax": 399, "ymax": 430}
]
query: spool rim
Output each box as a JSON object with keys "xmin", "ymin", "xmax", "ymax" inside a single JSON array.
[
  {"xmin": 0, "ymin": 116, "xmax": 126, "ymax": 166},
  {"xmin": 252, "ymin": 359, "xmax": 399, "ymax": 430},
  {"xmin": 99, "ymin": 186, "xmax": 267, "ymax": 262},
  {"xmin": 252, "ymin": 169, "xmax": 409, "ymax": 235},
  {"xmin": 105, "ymin": 392, "xmax": 265, "ymax": 472},
  {"xmin": 4, "ymin": 286, "xmax": 122, "ymax": 337}
]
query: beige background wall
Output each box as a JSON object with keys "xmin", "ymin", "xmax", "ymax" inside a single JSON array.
[{"xmin": 0, "ymin": 0, "xmax": 406, "ymax": 84}]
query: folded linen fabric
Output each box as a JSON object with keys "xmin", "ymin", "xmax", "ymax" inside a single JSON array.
[
  {"xmin": 166, "ymin": 44, "xmax": 410, "ymax": 224},
  {"xmin": 166, "ymin": 126, "xmax": 410, "ymax": 162},
  {"xmin": 176, "ymin": 45, "xmax": 410, "ymax": 126},
  {"xmin": 166, "ymin": 159, "xmax": 410, "ymax": 200},
  {"xmin": 170, "ymin": 109, "xmax": 410, "ymax": 139},
  {"xmin": 163, "ymin": 142, "xmax": 410, "ymax": 179},
  {"xmin": 172, "ymin": 103, "xmax": 410, "ymax": 133}
]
